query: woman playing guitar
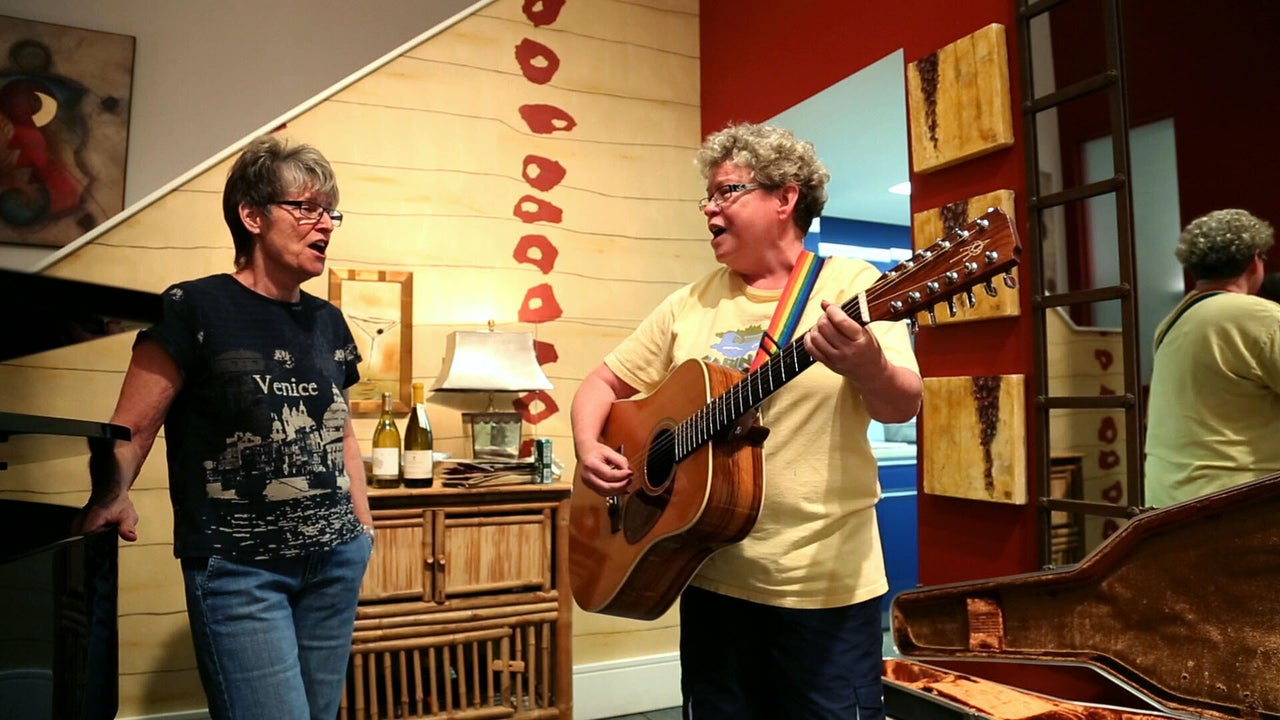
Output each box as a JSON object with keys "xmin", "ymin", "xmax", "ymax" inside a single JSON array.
[{"xmin": 571, "ymin": 123, "xmax": 923, "ymax": 720}]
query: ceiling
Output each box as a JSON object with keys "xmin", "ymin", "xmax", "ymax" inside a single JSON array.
[{"xmin": 767, "ymin": 50, "xmax": 911, "ymax": 227}]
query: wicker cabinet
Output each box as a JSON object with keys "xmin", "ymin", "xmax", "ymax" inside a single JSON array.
[{"xmin": 340, "ymin": 483, "xmax": 573, "ymax": 720}]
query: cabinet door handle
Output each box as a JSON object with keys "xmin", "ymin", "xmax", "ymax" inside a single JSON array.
[{"xmin": 434, "ymin": 553, "xmax": 448, "ymax": 603}]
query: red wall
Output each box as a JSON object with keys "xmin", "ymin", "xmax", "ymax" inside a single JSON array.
[
  {"xmin": 700, "ymin": 1, "xmax": 1038, "ymax": 585},
  {"xmin": 1051, "ymin": 0, "xmax": 1280, "ymax": 288}
]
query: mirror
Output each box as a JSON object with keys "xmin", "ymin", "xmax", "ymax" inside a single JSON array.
[
  {"xmin": 1036, "ymin": 0, "xmax": 1277, "ymax": 556},
  {"xmin": 764, "ymin": 50, "xmax": 916, "ymax": 618}
]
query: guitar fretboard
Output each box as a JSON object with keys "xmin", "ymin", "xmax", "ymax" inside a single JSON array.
[{"xmin": 672, "ymin": 294, "xmax": 869, "ymax": 460}]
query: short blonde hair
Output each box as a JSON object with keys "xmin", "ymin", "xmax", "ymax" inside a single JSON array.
[
  {"xmin": 1175, "ymin": 209, "xmax": 1274, "ymax": 281},
  {"xmin": 696, "ymin": 123, "xmax": 829, "ymax": 233}
]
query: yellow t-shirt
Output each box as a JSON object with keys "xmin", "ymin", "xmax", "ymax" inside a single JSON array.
[
  {"xmin": 1143, "ymin": 291, "xmax": 1280, "ymax": 507},
  {"xmin": 604, "ymin": 257, "xmax": 919, "ymax": 609}
]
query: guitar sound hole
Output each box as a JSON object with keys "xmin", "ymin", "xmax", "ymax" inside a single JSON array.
[
  {"xmin": 643, "ymin": 428, "xmax": 677, "ymax": 492},
  {"xmin": 621, "ymin": 428, "xmax": 676, "ymax": 544}
]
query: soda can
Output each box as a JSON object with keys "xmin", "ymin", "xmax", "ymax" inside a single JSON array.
[{"xmin": 535, "ymin": 438, "xmax": 553, "ymax": 484}]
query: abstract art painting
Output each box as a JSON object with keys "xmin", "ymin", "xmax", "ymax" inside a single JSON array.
[{"xmin": 0, "ymin": 15, "xmax": 134, "ymax": 247}]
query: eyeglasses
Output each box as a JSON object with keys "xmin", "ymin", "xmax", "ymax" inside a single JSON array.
[
  {"xmin": 698, "ymin": 183, "xmax": 762, "ymax": 211},
  {"xmin": 275, "ymin": 200, "xmax": 343, "ymax": 227}
]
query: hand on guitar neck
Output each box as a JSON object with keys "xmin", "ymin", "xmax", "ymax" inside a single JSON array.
[{"xmin": 806, "ymin": 299, "xmax": 923, "ymax": 424}]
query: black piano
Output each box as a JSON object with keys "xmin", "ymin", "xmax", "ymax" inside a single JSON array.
[{"xmin": 0, "ymin": 268, "xmax": 161, "ymax": 720}]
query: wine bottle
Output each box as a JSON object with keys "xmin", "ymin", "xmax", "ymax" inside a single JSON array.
[
  {"xmin": 403, "ymin": 382, "xmax": 434, "ymax": 488},
  {"xmin": 370, "ymin": 391, "xmax": 401, "ymax": 489}
]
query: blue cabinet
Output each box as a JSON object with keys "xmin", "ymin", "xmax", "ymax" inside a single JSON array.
[{"xmin": 876, "ymin": 460, "xmax": 918, "ymax": 628}]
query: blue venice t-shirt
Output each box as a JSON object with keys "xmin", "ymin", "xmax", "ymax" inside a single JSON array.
[{"xmin": 140, "ymin": 274, "xmax": 365, "ymax": 560}]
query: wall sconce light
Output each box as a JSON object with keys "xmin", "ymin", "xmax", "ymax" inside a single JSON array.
[{"xmin": 435, "ymin": 322, "xmax": 553, "ymax": 459}]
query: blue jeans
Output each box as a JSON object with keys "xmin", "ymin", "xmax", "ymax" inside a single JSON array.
[
  {"xmin": 181, "ymin": 535, "xmax": 371, "ymax": 720},
  {"xmin": 680, "ymin": 586, "xmax": 886, "ymax": 720}
]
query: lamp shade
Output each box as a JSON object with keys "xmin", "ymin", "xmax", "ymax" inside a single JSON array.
[{"xmin": 435, "ymin": 330, "xmax": 553, "ymax": 392}]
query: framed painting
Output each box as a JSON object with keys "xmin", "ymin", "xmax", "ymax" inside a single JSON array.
[
  {"xmin": 0, "ymin": 15, "xmax": 135, "ymax": 246},
  {"xmin": 329, "ymin": 268, "xmax": 413, "ymax": 415}
]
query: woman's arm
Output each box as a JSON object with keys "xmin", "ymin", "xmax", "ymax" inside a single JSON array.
[
  {"xmin": 342, "ymin": 401, "xmax": 373, "ymax": 529},
  {"xmin": 77, "ymin": 339, "xmax": 183, "ymax": 540}
]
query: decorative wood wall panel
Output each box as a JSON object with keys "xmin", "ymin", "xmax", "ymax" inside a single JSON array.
[
  {"xmin": 922, "ymin": 374, "xmax": 1027, "ymax": 505},
  {"xmin": 911, "ymin": 189, "xmax": 1020, "ymax": 324},
  {"xmin": 906, "ymin": 23, "xmax": 1014, "ymax": 174}
]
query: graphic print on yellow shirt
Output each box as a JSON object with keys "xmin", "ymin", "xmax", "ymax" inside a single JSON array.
[{"xmin": 706, "ymin": 324, "xmax": 765, "ymax": 371}]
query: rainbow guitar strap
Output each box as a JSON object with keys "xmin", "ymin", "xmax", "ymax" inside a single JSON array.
[{"xmin": 748, "ymin": 249, "xmax": 826, "ymax": 371}]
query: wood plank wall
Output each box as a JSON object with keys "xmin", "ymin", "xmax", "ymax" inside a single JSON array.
[{"xmin": 0, "ymin": 1, "xmax": 705, "ymax": 714}]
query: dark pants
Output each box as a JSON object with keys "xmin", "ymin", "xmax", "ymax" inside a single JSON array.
[{"xmin": 680, "ymin": 585, "xmax": 885, "ymax": 720}]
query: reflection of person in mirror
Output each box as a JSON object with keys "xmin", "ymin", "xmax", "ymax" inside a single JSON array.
[
  {"xmin": 1144, "ymin": 209, "xmax": 1280, "ymax": 507},
  {"xmin": 571, "ymin": 123, "xmax": 921, "ymax": 720},
  {"xmin": 74, "ymin": 136, "xmax": 374, "ymax": 720}
]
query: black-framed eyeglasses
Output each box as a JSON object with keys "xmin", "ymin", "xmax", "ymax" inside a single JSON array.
[
  {"xmin": 698, "ymin": 183, "xmax": 762, "ymax": 211},
  {"xmin": 275, "ymin": 200, "xmax": 343, "ymax": 227}
]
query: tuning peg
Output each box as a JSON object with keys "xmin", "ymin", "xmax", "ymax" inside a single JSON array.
[
  {"xmin": 946, "ymin": 297, "xmax": 958, "ymax": 317},
  {"xmin": 1003, "ymin": 272, "xmax": 1018, "ymax": 289},
  {"xmin": 984, "ymin": 280, "xmax": 998, "ymax": 297},
  {"xmin": 907, "ymin": 318, "xmax": 919, "ymax": 335},
  {"xmin": 965, "ymin": 289, "xmax": 977, "ymax": 308},
  {"xmin": 926, "ymin": 306, "xmax": 937, "ymax": 325}
]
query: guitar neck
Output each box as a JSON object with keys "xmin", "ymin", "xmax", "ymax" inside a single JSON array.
[{"xmin": 665, "ymin": 207, "xmax": 1022, "ymax": 465}]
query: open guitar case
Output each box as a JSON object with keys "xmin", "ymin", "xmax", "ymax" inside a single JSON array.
[{"xmin": 884, "ymin": 471, "xmax": 1280, "ymax": 720}]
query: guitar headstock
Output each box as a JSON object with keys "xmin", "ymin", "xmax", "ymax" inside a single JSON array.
[{"xmin": 860, "ymin": 208, "xmax": 1021, "ymax": 328}]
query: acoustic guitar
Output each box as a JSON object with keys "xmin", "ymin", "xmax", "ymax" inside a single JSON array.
[{"xmin": 569, "ymin": 208, "xmax": 1021, "ymax": 620}]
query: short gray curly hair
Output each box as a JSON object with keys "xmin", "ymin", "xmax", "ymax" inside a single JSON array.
[
  {"xmin": 696, "ymin": 123, "xmax": 829, "ymax": 233},
  {"xmin": 1175, "ymin": 209, "xmax": 1274, "ymax": 281}
]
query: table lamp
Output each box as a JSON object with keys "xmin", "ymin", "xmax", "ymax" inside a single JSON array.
[{"xmin": 435, "ymin": 323, "xmax": 553, "ymax": 459}]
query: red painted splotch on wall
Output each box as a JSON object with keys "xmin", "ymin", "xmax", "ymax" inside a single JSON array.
[
  {"xmin": 518, "ymin": 284, "xmax": 563, "ymax": 324},
  {"xmin": 519, "ymin": 104, "xmax": 577, "ymax": 134},
  {"xmin": 533, "ymin": 340, "xmax": 559, "ymax": 366},
  {"xmin": 522, "ymin": 154, "xmax": 566, "ymax": 191},
  {"xmin": 522, "ymin": 0, "xmax": 565, "ymax": 28},
  {"xmin": 514, "ymin": 234, "xmax": 558, "ymax": 275},
  {"xmin": 1094, "ymin": 348, "xmax": 1124, "ymax": 539},
  {"xmin": 515, "ymin": 39, "xmax": 561, "ymax": 85},
  {"xmin": 513, "ymin": 195, "xmax": 564, "ymax": 224},
  {"xmin": 511, "ymin": 2, "xmax": 569, "ymax": 430}
]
